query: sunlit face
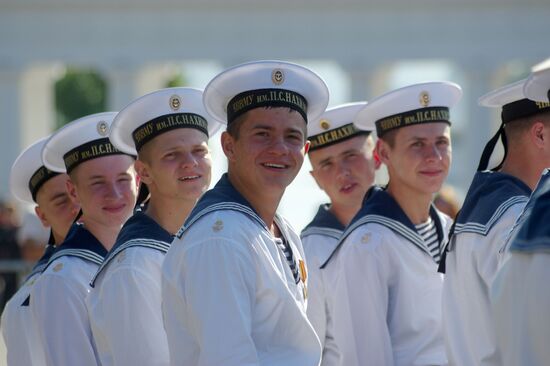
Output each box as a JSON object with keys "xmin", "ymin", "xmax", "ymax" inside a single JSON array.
[
  {"xmin": 35, "ymin": 173, "xmax": 80, "ymax": 243},
  {"xmin": 136, "ymin": 128, "xmax": 212, "ymax": 202},
  {"xmin": 378, "ymin": 123, "xmax": 451, "ymax": 195},
  {"xmin": 222, "ymin": 107, "xmax": 308, "ymax": 198},
  {"xmin": 309, "ymin": 134, "xmax": 376, "ymax": 209},
  {"xmin": 67, "ymin": 154, "xmax": 138, "ymax": 229}
]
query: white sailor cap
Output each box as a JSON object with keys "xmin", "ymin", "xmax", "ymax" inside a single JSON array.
[
  {"xmin": 110, "ymin": 87, "xmax": 224, "ymax": 155},
  {"xmin": 308, "ymin": 102, "xmax": 373, "ymax": 151},
  {"xmin": 355, "ymin": 81, "xmax": 462, "ymax": 137},
  {"xmin": 10, "ymin": 137, "xmax": 60, "ymax": 204},
  {"xmin": 524, "ymin": 58, "xmax": 550, "ymax": 103},
  {"xmin": 42, "ymin": 112, "xmax": 130, "ymax": 174},
  {"xmin": 203, "ymin": 60, "xmax": 329, "ymax": 125}
]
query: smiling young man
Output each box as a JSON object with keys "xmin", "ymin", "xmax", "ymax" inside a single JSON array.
[
  {"xmin": 300, "ymin": 102, "xmax": 377, "ymax": 366},
  {"xmin": 323, "ymin": 82, "xmax": 461, "ymax": 366},
  {"xmin": 1, "ymin": 137, "xmax": 79, "ymax": 366},
  {"xmin": 86, "ymin": 88, "xmax": 221, "ymax": 366},
  {"xmin": 161, "ymin": 60, "xmax": 329, "ymax": 366},
  {"xmin": 440, "ymin": 62, "xmax": 550, "ymax": 366},
  {"xmin": 31, "ymin": 112, "xmax": 138, "ymax": 366}
]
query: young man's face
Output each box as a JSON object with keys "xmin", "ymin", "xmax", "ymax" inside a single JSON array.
[
  {"xmin": 136, "ymin": 128, "xmax": 212, "ymax": 202},
  {"xmin": 378, "ymin": 123, "xmax": 451, "ymax": 195},
  {"xmin": 67, "ymin": 154, "xmax": 138, "ymax": 229},
  {"xmin": 309, "ymin": 134, "xmax": 376, "ymax": 209},
  {"xmin": 222, "ymin": 107, "xmax": 308, "ymax": 197},
  {"xmin": 35, "ymin": 173, "xmax": 80, "ymax": 242}
]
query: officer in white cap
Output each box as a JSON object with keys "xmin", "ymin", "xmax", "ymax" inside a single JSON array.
[
  {"xmin": 300, "ymin": 102, "xmax": 377, "ymax": 366},
  {"xmin": 86, "ymin": 88, "xmax": 222, "ymax": 366},
  {"xmin": 490, "ymin": 59, "xmax": 550, "ymax": 366},
  {"xmin": 440, "ymin": 66, "xmax": 550, "ymax": 365},
  {"xmin": 323, "ymin": 81, "xmax": 461, "ymax": 366},
  {"xmin": 1, "ymin": 137, "xmax": 79, "ymax": 366},
  {"xmin": 31, "ymin": 112, "xmax": 138, "ymax": 366},
  {"xmin": 161, "ymin": 60, "xmax": 329, "ymax": 366}
]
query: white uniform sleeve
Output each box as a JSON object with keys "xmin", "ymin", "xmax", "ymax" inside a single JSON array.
[
  {"xmin": 92, "ymin": 263, "xmax": 169, "ymax": 366},
  {"xmin": 167, "ymin": 238, "xmax": 259, "ymax": 366},
  {"xmin": 31, "ymin": 272, "xmax": 99, "ymax": 366},
  {"xmin": 331, "ymin": 232, "xmax": 393, "ymax": 366},
  {"xmin": 491, "ymin": 252, "xmax": 550, "ymax": 366}
]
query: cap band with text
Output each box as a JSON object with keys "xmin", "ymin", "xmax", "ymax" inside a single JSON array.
[
  {"xmin": 29, "ymin": 166, "xmax": 59, "ymax": 201},
  {"xmin": 63, "ymin": 138, "xmax": 127, "ymax": 173},
  {"xmin": 501, "ymin": 99, "xmax": 550, "ymax": 124},
  {"xmin": 309, "ymin": 123, "xmax": 370, "ymax": 151},
  {"xmin": 375, "ymin": 106, "xmax": 451, "ymax": 137}
]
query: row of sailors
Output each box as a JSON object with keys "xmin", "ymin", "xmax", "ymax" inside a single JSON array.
[{"xmin": 1, "ymin": 58, "xmax": 550, "ymax": 366}]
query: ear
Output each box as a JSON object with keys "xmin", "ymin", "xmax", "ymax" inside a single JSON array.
[
  {"xmin": 376, "ymin": 139, "xmax": 391, "ymax": 165},
  {"xmin": 304, "ymin": 140, "xmax": 311, "ymax": 155},
  {"xmin": 34, "ymin": 206, "xmax": 51, "ymax": 228},
  {"xmin": 530, "ymin": 121, "xmax": 547, "ymax": 149},
  {"xmin": 134, "ymin": 160, "xmax": 152, "ymax": 185},
  {"xmin": 66, "ymin": 178, "xmax": 80, "ymax": 206},
  {"xmin": 221, "ymin": 132, "xmax": 237, "ymax": 162}
]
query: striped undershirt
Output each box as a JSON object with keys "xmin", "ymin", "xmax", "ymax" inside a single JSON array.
[
  {"xmin": 274, "ymin": 237, "xmax": 300, "ymax": 284},
  {"xmin": 415, "ymin": 217, "xmax": 441, "ymax": 263}
]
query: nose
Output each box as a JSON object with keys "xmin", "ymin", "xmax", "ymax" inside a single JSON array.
[
  {"xmin": 335, "ymin": 160, "xmax": 351, "ymax": 179},
  {"xmin": 267, "ymin": 136, "xmax": 290, "ymax": 155},
  {"xmin": 180, "ymin": 152, "xmax": 199, "ymax": 169},
  {"xmin": 425, "ymin": 144, "xmax": 442, "ymax": 162},
  {"xmin": 105, "ymin": 181, "xmax": 123, "ymax": 200}
]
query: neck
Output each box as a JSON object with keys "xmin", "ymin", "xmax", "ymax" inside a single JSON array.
[
  {"xmin": 52, "ymin": 229, "xmax": 65, "ymax": 245},
  {"xmin": 499, "ymin": 149, "xmax": 539, "ymax": 191},
  {"xmin": 329, "ymin": 201, "xmax": 361, "ymax": 227},
  {"xmin": 386, "ymin": 182, "xmax": 433, "ymax": 225},
  {"xmin": 80, "ymin": 216, "xmax": 121, "ymax": 251},
  {"xmin": 145, "ymin": 194, "xmax": 196, "ymax": 235},
  {"xmin": 227, "ymin": 172, "xmax": 282, "ymax": 233}
]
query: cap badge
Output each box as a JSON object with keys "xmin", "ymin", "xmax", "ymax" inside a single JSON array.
[
  {"xmin": 97, "ymin": 121, "xmax": 109, "ymax": 136},
  {"xmin": 169, "ymin": 95, "xmax": 181, "ymax": 111},
  {"xmin": 419, "ymin": 91, "xmax": 430, "ymax": 107},
  {"xmin": 320, "ymin": 119, "xmax": 331, "ymax": 130},
  {"xmin": 271, "ymin": 69, "xmax": 285, "ymax": 85}
]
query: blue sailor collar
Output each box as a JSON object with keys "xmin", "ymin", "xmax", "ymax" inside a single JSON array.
[
  {"xmin": 321, "ymin": 185, "xmax": 444, "ymax": 268},
  {"xmin": 90, "ymin": 211, "xmax": 172, "ymax": 287},
  {"xmin": 453, "ymin": 171, "xmax": 530, "ymax": 237},
  {"xmin": 25, "ymin": 244, "xmax": 56, "ymax": 281},
  {"xmin": 177, "ymin": 173, "xmax": 269, "ymax": 237},
  {"xmin": 301, "ymin": 204, "xmax": 345, "ymax": 240},
  {"xmin": 42, "ymin": 223, "xmax": 107, "ymax": 272},
  {"xmin": 509, "ymin": 169, "xmax": 550, "ymax": 253}
]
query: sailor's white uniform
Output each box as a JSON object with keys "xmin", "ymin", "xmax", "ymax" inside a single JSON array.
[
  {"xmin": 31, "ymin": 224, "xmax": 106, "ymax": 366},
  {"xmin": 301, "ymin": 204, "xmax": 343, "ymax": 366},
  {"xmin": 324, "ymin": 186, "xmax": 451, "ymax": 366},
  {"xmin": 440, "ymin": 171, "xmax": 530, "ymax": 366},
  {"xmin": 87, "ymin": 211, "xmax": 172, "ymax": 366},
  {"xmin": 1, "ymin": 244, "xmax": 55, "ymax": 366},
  {"xmin": 162, "ymin": 174, "xmax": 320, "ymax": 366},
  {"xmin": 490, "ymin": 171, "xmax": 550, "ymax": 366}
]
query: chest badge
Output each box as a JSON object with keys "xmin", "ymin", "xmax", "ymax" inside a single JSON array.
[
  {"xmin": 53, "ymin": 263, "xmax": 64, "ymax": 272},
  {"xmin": 212, "ymin": 219, "xmax": 224, "ymax": 232}
]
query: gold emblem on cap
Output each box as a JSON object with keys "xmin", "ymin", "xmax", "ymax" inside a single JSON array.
[
  {"xmin": 97, "ymin": 121, "xmax": 109, "ymax": 136},
  {"xmin": 271, "ymin": 69, "xmax": 285, "ymax": 85},
  {"xmin": 53, "ymin": 263, "xmax": 64, "ymax": 272},
  {"xmin": 169, "ymin": 95, "xmax": 181, "ymax": 111},
  {"xmin": 419, "ymin": 91, "xmax": 430, "ymax": 107},
  {"xmin": 320, "ymin": 119, "xmax": 331, "ymax": 130}
]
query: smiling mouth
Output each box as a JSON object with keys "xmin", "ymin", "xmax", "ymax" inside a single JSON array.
[
  {"xmin": 178, "ymin": 175, "xmax": 200, "ymax": 181},
  {"xmin": 103, "ymin": 204, "xmax": 125, "ymax": 212},
  {"xmin": 262, "ymin": 163, "xmax": 288, "ymax": 169},
  {"xmin": 340, "ymin": 183, "xmax": 356, "ymax": 192}
]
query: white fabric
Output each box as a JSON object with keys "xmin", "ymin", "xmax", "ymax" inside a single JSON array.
[
  {"xmin": 30, "ymin": 257, "xmax": 100, "ymax": 366},
  {"xmin": 442, "ymin": 203, "xmax": 525, "ymax": 366},
  {"xmin": 491, "ymin": 251, "xmax": 550, "ymax": 366},
  {"xmin": 302, "ymin": 233, "xmax": 342, "ymax": 366},
  {"xmin": 162, "ymin": 210, "xmax": 321, "ymax": 366},
  {"xmin": 87, "ymin": 247, "xmax": 169, "ymax": 366},
  {"xmin": 1, "ymin": 272, "xmax": 45, "ymax": 366},
  {"xmin": 329, "ymin": 214, "xmax": 451, "ymax": 366}
]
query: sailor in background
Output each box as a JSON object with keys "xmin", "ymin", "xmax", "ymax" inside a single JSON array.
[
  {"xmin": 324, "ymin": 81, "xmax": 461, "ymax": 366},
  {"xmin": 440, "ymin": 62, "xmax": 550, "ymax": 365},
  {"xmin": 161, "ymin": 60, "xmax": 329, "ymax": 366},
  {"xmin": 86, "ymin": 88, "xmax": 221, "ymax": 366},
  {"xmin": 1, "ymin": 137, "xmax": 79, "ymax": 366},
  {"xmin": 31, "ymin": 113, "xmax": 138, "ymax": 366},
  {"xmin": 301, "ymin": 102, "xmax": 377, "ymax": 366},
  {"xmin": 490, "ymin": 59, "xmax": 550, "ymax": 366}
]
